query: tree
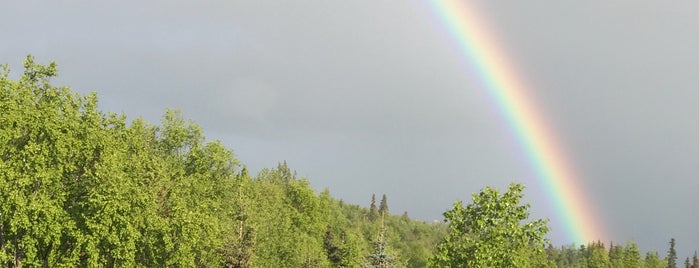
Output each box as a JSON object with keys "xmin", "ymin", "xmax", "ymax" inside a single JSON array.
[
  {"xmin": 323, "ymin": 227, "xmax": 344, "ymax": 267},
  {"xmin": 369, "ymin": 194, "xmax": 378, "ymax": 222},
  {"xmin": 686, "ymin": 257, "xmax": 692, "ymax": 268},
  {"xmin": 668, "ymin": 238, "xmax": 678, "ymax": 268},
  {"xmin": 365, "ymin": 215, "xmax": 395, "ymax": 268},
  {"xmin": 643, "ymin": 251, "xmax": 664, "ymax": 268},
  {"xmin": 428, "ymin": 183, "xmax": 551, "ymax": 267},
  {"xmin": 587, "ymin": 241, "xmax": 610, "ymax": 268},
  {"xmin": 693, "ymin": 251, "xmax": 698, "ymax": 268},
  {"xmin": 379, "ymin": 194, "xmax": 388, "ymax": 216},
  {"xmin": 623, "ymin": 240, "xmax": 642, "ymax": 268}
]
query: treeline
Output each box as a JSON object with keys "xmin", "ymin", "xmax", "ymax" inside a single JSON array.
[
  {"xmin": 546, "ymin": 238, "xmax": 697, "ymax": 268},
  {"xmin": 0, "ymin": 57, "xmax": 446, "ymax": 267},
  {"xmin": 1, "ymin": 57, "xmax": 696, "ymax": 267}
]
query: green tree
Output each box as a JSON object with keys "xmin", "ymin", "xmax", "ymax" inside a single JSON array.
[
  {"xmin": 0, "ymin": 55, "xmax": 82, "ymax": 267},
  {"xmin": 692, "ymin": 251, "xmax": 698, "ymax": 268},
  {"xmin": 623, "ymin": 240, "xmax": 642, "ymax": 268},
  {"xmin": 609, "ymin": 242, "xmax": 624, "ymax": 267},
  {"xmin": 323, "ymin": 227, "xmax": 344, "ymax": 267},
  {"xmin": 379, "ymin": 194, "xmax": 388, "ymax": 216},
  {"xmin": 0, "ymin": 56, "xmax": 451, "ymax": 267},
  {"xmin": 428, "ymin": 183, "xmax": 551, "ymax": 267},
  {"xmin": 643, "ymin": 251, "xmax": 664, "ymax": 268},
  {"xmin": 365, "ymin": 217, "xmax": 396, "ymax": 268},
  {"xmin": 668, "ymin": 238, "xmax": 678, "ymax": 268},
  {"xmin": 587, "ymin": 241, "xmax": 611, "ymax": 268},
  {"xmin": 369, "ymin": 194, "xmax": 378, "ymax": 222}
]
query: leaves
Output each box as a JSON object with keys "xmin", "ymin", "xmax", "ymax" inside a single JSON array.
[{"xmin": 429, "ymin": 183, "xmax": 552, "ymax": 268}]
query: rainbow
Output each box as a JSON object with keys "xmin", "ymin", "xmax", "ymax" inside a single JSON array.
[{"xmin": 429, "ymin": 0, "xmax": 605, "ymax": 244}]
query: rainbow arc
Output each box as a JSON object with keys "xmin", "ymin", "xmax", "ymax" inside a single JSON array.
[{"xmin": 430, "ymin": 0, "xmax": 606, "ymax": 244}]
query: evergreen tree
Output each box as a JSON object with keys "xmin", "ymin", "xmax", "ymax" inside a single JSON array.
[
  {"xmin": 379, "ymin": 194, "xmax": 389, "ymax": 215},
  {"xmin": 365, "ymin": 214, "xmax": 395, "ymax": 268},
  {"xmin": 623, "ymin": 240, "xmax": 642, "ymax": 268},
  {"xmin": 588, "ymin": 241, "xmax": 611, "ymax": 268},
  {"xmin": 221, "ymin": 218, "xmax": 255, "ymax": 268},
  {"xmin": 323, "ymin": 227, "xmax": 344, "ymax": 267},
  {"xmin": 643, "ymin": 251, "xmax": 664, "ymax": 268},
  {"xmin": 609, "ymin": 241, "xmax": 624, "ymax": 267},
  {"xmin": 668, "ymin": 238, "xmax": 678, "ymax": 268},
  {"xmin": 692, "ymin": 251, "xmax": 699, "ymax": 268},
  {"xmin": 369, "ymin": 194, "xmax": 378, "ymax": 222}
]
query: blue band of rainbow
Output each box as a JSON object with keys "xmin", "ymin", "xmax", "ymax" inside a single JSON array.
[{"xmin": 430, "ymin": 0, "xmax": 605, "ymax": 245}]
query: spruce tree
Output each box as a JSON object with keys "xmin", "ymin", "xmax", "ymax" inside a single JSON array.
[
  {"xmin": 609, "ymin": 241, "xmax": 623, "ymax": 267},
  {"xmin": 693, "ymin": 251, "xmax": 699, "ymax": 268},
  {"xmin": 365, "ymin": 213, "xmax": 395, "ymax": 268},
  {"xmin": 369, "ymin": 194, "xmax": 378, "ymax": 221},
  {"xmin": 668, "ymin": 238, "xmax": 678, "ymax": 268},
  {"xmin": 644, "ymin": 251, "xmax": 664, "ymax": 268},
  {"xmin": 379, "ymin": 194, "xmax": 389, "ymax": 215}
]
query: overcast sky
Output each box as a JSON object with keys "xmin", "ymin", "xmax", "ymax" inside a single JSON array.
[{"xmin": 3, "ymin": 0, "xmax": 698, "ymax": 257}]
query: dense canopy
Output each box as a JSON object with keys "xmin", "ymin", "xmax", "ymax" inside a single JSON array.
[{"xmin": 0, "ymin": 57, "xmax": 694, "ymax": 267}]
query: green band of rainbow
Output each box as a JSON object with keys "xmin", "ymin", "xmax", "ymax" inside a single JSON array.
[{"xmin": 430, "ymin": 0, "xmax": 605, "ymax": 244}]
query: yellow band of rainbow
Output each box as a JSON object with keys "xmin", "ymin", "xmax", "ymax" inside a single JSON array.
[{"xmin": 430, "ymin": 0, "xmax": 606, "ymax": 244}]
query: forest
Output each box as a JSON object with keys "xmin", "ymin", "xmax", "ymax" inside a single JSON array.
[{"xmin": 0, "ymin": 56, "xmax": 696, "ymax": 267}]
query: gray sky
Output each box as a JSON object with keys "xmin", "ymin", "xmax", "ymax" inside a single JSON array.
[{"xmin": 3, "ymin": 0, "xmax": 698, "ymax": 257}]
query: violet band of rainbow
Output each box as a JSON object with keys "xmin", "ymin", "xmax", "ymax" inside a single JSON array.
[{"xmin": 429, "ymin": 0, "xmax": 606, "ymax": 244}]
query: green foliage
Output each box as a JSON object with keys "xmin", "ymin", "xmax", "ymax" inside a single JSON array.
[
  {"xmin": 0, "ymin": 56, "xmax": 242, "ymax": 266},
  {"xmin": 428, "ymin": 183, "xmax": 552, "ymax": 267},
  {"xmin": 644, "ymin": 251, "xmax": 665, "ymax": 268},
  {"xmin": 588, "ymin": 241, "xmax": 611, "ymax": 268},
  {"xmin": 669, "ymin": 238, "xmax": 678, "ymax": 268},
  {"xmin": 369, "ymin": 194, "xmax": 378, "ymax": 222},
  {"xmin": 6, "ymin": 56, "xmax": 695, "ymax": 268},
  {"xmin": 365, "ymin": 229, "xmax": 395, "ymax": 268},
  {"xmin": 623, "ymin": 241, "xmax": 642, "ymax": 268},
  {"xmin": 379, "ymin": 194, "xmax": 388, "ymax": 216}
]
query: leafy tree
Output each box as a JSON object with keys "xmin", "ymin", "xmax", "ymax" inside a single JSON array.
[
  {"xmin": 0, "ymin": 55, "xmax": 82, "ymax": 267},
  {"xmin": 428, "ymin": 183, "xmax": 551, "ymax": 267},
  {"xmin": 0, "ymin": 56, "xmax": 246, "ymax": 266}
]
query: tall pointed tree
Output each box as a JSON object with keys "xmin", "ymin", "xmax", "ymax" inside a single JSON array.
[
  {"xmin": 379, "ymin": 194, "xmax": 388, "ymax": 216},
  {"xmin": 623, "ymin": 240, "xmax": 641, "ymax": 268},
  {"xmin": 609, "ymin": 241, "xmax": 624, "ymax": 267},
  {"xmin": 365, "ymin": 213, "xmax": 395, "ymax": 268},
  {"xmin": 369, "ymin": 194, "xmax": 378, "ymax": 222},
  {"xmin": 643, "ymin": 251, "xmax": 665, "ymax": 268},
  {"xmin": 668, "ymin": 238, "xmax": 678, "ymax": 268}
]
